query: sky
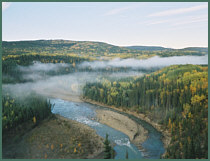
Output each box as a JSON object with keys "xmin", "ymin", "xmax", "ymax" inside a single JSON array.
[{"xmin": 2, "ymin": 2, "xmax": 208, "ymax": 49}]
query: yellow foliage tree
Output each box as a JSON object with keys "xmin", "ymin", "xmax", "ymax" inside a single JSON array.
[
  {"xmin": 33, "ymin": 116, "xmax": 36, "ymax": 124},
  {"xmin": 51, "ymin": 144, "xmax": 54, "ymax": 150},
  {"xmin": 72, "ymin": 62, "xmax": 76, "ymax": 67},
  {"xmin": 190, "ymin": 85, "xmax": 196, "ymax": 95},
  {"xmin": 5, "ymin": 101, "xmax": 9, "ymax": 107},
  {"xmin": 168, "ymin": 118, "xmax": 172, "ymax": 132},
  {"xmin": 183, "ymin": 103, "xmax": 190, "ymax": 116},
  {"xmin": 191, "ymin": 94, "xmax": 206, "ymax": 105},
  {"xmin": 188, "ymin": 112, "xmax": 192, "ymax": 118}
]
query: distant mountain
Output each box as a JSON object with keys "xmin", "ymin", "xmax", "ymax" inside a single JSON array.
[
  {"xmin": 2, "ymin": 40, "xmax": 208, "ymax": 58},
  {"xmin": 2, "ymin": 40, "xmax": 139, "ymax": 56},
  {"xmin": 126, "ymin": 46, "xmax": 172, "ymax": 51},
  {"xmin": 181, "ymin": 47, "xmax": 208, "ymax": 53},
  {"xmin": 126, "ymin": 46, "xmax": 208, "ymax": 53}
]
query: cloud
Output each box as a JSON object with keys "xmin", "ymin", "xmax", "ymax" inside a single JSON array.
[
  {"xmin": 2, "ymin": 2, "xmax": 11, "ymax": 11},
  {"xmin": 103, "ymin": 2, "xmax": 149, "ymax": 16},
  {"xmin": 172, "ymin": 14, "xmax": 208, "ymax": 26},
  {"xmin": 103, "ymin": 6, "xmax": 132, "ymax": 16},
  {"xmin": 147, "ymin": 19, "xmax": 172, "ymax": 25},
  {"xmin": 148, "ymin": 4, "xmax": 208, "ymax": 17},
  {"xmin": 145, "ymin": 14, "xmax": 208, "ymax": 26},
  {"xmin": 103, "ymin": 4, "xmax": 145, "ymax": 16},
  {"xmin": 64, "ymin": 5, "xmax": 96, "ymax": 8}
]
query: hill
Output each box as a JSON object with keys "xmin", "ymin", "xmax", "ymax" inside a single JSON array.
[
  {"xmin": 2, "ymin": 40, "xmax": 140, "ymax": 57},
  {"xmin": 126, "ymin": 46, "xmax": 208, "ymax": 53},
  {"xmin": 2, "ymin": 40, "xmax": 208, "ymax": 59},
  {"xmin": 126, "ymin": 46, "xmax": 172, "ymax": 51},
  {"xmin": 181, "ymin": 47, "xmax": 208, "ymax": 53}
]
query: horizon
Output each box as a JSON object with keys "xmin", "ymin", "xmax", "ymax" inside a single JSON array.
[
  {"xmin": 3, "ymin": 2, "xmax": 208, "ymax": 49},
  {"xmin": 2, "ymin": 39, "xmax": 208, "ymax": 50}
]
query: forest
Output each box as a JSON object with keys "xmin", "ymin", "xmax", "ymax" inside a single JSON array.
[
  {"xmin": 83, "ymin": 64, "xmax": 208, "ymax": 159},
  {"xmin": 2, "ymin": 40, "xmax": 208, "ymax": 159},
  {"xmin": 2, "ymin": 92, "xmax": 52, "ymax": 132}
]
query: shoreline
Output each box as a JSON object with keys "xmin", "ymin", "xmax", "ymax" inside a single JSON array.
[
  {"xmin": 54, "ymin": 115, "xmax": 105, "ymax": 159},
  {"xmin": 95, "ymin": 109, "xmax": 148, "ymax": 148},
  {"xmin": 81, "ymin": 97, "xmax": 171, "ymax": 157}
]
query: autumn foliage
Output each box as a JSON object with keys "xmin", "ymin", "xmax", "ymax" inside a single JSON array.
[{"xmin": 83, "ymin": 64, "xmax": 208, "ymax": 158}]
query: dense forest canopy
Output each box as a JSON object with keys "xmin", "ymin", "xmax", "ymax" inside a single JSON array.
[{"xmin": 83, "ymin": 64, "xmax": 208, "ymax": 159}]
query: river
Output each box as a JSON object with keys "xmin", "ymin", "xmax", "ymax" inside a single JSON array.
[{"xmin": 50, "ymin": 98, "xmax": 165, "ymax": 159}]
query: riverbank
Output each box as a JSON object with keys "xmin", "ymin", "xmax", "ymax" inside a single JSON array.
[
  {"xmin": 95, "ymin": 109, "xmax": 148, "ymax": 147},
  {"xmin": 3, "ymin": 114, "xmax": 105, "ymax": 159},
  {"xmin": 82, "ymin": 98, "xmax": 171, "ymax": 157}
]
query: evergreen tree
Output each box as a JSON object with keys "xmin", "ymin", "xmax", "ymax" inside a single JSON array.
[{"xmin": 104, "ymin": 134, "xmax": 112, "ymax": 159}]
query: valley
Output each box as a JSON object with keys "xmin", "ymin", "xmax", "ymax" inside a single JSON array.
[{"xmin": 2, "ymin": 40, "xmax": 208, "ymax": 159}]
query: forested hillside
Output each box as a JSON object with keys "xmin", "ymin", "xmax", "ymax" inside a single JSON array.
[
  {"xmin": 126, "ymin": 46, "xmax": 172, "ymax": 51},
  {"xmin": 2, "ymin": 40, "xmax": 140, "ymax": 57},
  {"xmin": 127, "ymin": 46, "xmax": 207, "ymax": 53},
  {"xmin": 83, "ymin": 64, "xmax": 208, "ymax": 159},
  {"xmin": 3, "ymin": 40, "xmax": 207, "ymax": 59}
]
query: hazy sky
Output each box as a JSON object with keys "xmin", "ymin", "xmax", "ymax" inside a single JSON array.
[{"xmin": 2, "ymin": 2, "xmax": 208, "ymax": 49}]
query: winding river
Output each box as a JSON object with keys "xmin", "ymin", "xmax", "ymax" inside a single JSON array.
[{"xmin": 50, "ymin": 98, "xmax": 165, "ymax": 159}]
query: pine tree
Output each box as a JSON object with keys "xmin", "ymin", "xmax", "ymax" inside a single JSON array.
[{"xmin": 104, "ymin": 134, "xmax": 112, "ymax": 159}]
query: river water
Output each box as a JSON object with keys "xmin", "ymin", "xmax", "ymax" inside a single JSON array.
[{"xmin": 50, "ymin": 98, "xmax": 165, "ymax": 159}]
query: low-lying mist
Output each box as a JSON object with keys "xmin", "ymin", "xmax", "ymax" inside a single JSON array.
[
  {"xmin": 17, "ymin": 61, "xmax": 72, "ymax": 81},
  {"xmin": 18, "ymin": 61, "xmax": 70, "ymax": 72},
  {"xmin": 3, "ymin": 70, "xmax": 145, "ymax": 102},
  {"xmin": 79, "ymin": 55, "xmax": 208, "ymax": 69},
  {"xmin": 3, "ymin": 55, "xmax": 208, "ymax": 102}
]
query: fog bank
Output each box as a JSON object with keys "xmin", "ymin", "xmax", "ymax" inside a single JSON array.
[
  {"xmin": 79, "ymin": 55, "xmax": 208, "ymax": 69},
  {"xmin": 3, "ymin": 55, "xmax": 208, "ymax": 101}
]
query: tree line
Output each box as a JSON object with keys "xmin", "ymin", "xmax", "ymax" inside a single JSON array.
[{"xmin": 2, "ymin": 92, "xmax": 52, "ymax": 132}]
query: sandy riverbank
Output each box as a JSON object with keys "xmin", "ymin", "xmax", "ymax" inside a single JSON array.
[
  {"xmin": 3, "ymin": 114, "xmax": 104, "ymax": 159},
  {"xmin": 96, "ymin": 109, "xmax": 148, "ymax": 146},
  {"xmin": 82, "ymin": 98, "xmax": 171, "ymax": 155}
]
